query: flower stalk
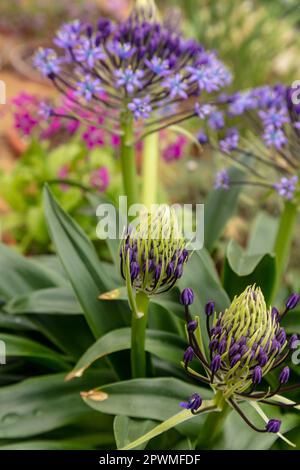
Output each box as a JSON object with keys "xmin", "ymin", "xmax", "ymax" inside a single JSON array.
[
  {"xmin": 131, "ymin": 291, "xmax": 150, "ymax": 378},
  {"xmin": 142, "ymin": 132, "xmax": 159, "ymax": 208},
  {"xmin": 272, "ymin": 200, "xmax": 298, "ymax": 302},
  {"xmin": 120, "ymin": 112, "xmax": 139, "ymax": 211}
]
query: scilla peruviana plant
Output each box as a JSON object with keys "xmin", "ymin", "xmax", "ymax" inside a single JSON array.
[
  {"xmin": 33, "ymin": 0, "xmax": 231, "ymax": 209},
  {"xmin": 119, "ymin": 204, "xmax": 189, "ymax": 378},
  {"xmin": 180, "ymin": 285, "xmax": 300, "ymax": 446}
]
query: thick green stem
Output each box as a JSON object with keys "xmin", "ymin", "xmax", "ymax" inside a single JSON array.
[
  {"xmin": 142, "ymin": 132, "xmax": 159, "ymax": 208},
  {"xmin": 120, "ymin": 113, "xmax": 139, "ymax": 210},
  {"xmin": 196, "ymin": 393, "xmax": 230, "ymax": 449},
  {"xmin": 271, "ymin": 201, "xmax": 298, "ymax": 302},
  {"xmin": 131, "ymin": 291, "xmax": 150, "ymax": 378}
]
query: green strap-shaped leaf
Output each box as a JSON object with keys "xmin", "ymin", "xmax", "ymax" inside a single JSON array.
[
  {"xmin": 0, "ymin": 333, "xmax": 70, "ymax": 370},
  {"xmin": 43, "ymin": 185, "xmax": 128, "ymax": 338},
  {"xmin": 67, "ymin": 328, "xmax": 187, "ymax": 380},
  {"xmin": 121, "ymin": 403, "xmax": 217, "ymax": 450}
]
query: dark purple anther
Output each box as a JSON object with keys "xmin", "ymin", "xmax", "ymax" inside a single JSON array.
[
  {"xmin": 180, "ymin": 288, "xmax": 194, "ymax": 306},
  {"xmin": 183, "ymin": 346, "xmax": 194, "ymax": 364},
  {"xmin": 188, "ymin": 320, "xmax": 198, "ymax": 332},
  {"xmin": 286, "ymin": 293, "xmax": 300, "ymax": 311},
  {"xmin": 252, "ymin": 365, "xmax": 262, "ymax": 385},
  {"xmin": 205, "ymin": 301, "xmax": 215, "ymax": 317},
  {"xmin": 230, "ymin": 354, "xmax": 241, "ymax": 367},
  {"xmin": 266, "ymin": 419, "xmax": 281, "ymax": 433},
  {"xmin": 210, "ymin": 354, "xmax": 221, "ymax": 373},
  {"xmin": 279, "ymin": 366, "xmax": 290, "ymax": 385},
  {"xmin": 289, "ymin": 334, "xmax": 298, "ymax": 349}
]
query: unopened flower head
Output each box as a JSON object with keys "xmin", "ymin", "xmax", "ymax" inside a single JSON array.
[
  {"xmin": 120, "ymin": 205, "xmax": 189, "ymax": 295},
  {"xmin": 33, "ymin": 1, "xmax": 231, "ymax": 138},
  {"xmin": 181, "ymin": 285, "xmax": 300, "ymax": 436},
  {"xmin": 199, "ymin": 84, "xmax": 300, "ymax": 203}
]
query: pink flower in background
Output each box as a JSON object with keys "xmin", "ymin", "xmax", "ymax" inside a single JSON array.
[
  {"xmin": 57, "ymin": 165, "xmax": 70, "ymax": 192},
  {"xmin": 12, "ymin": 92, "xmax": 37, "ymax": 107},
  {"xmin": 90, "ymin": 167, "xmax": 110, "ymax": 192},
  {"xmin": 162, "ymin": 135, "xmax": 188, "ymax": 162},
  {"xmin": 111, "ymin": 134, "xmax": 121, "ymax": 148},
  {"xmin": 83, "ymin": 126, "xmax": 105, "ymax": 149},
  {"xmin": 14, "ymin": 111, "xmax": 38, "ymax": 136}
]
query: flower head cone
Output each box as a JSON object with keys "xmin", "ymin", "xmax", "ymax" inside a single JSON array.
[
  {"xmin": 181, "ymin": 285, "xmax": 300, "ymax": 440},
  {"xmin": 120, "ymin": 205, "xmax": 189, "ymax": 296}
]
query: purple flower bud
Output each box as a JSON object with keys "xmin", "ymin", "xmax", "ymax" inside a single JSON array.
[
  {"xmin": 279, "ymin": 366, "xmax": 290, "ymax": 385},
  {"xmin": 180, "ymin": 288, "xmax": 194, "ymax": 306},
  {"xmin": 277, "ymin": 328, "xmax": 286, "ymax": 346},
  {"xmin": 218, "ymin": 338, "xmax": 227, "ymax": 355},
  {"xmin": 258, "ymin": 352, "xmax": 268, "ymax": 367},
  {"xmin": 286, "ymin": 293, "xmax": 300, "ymax": 311},
  {"xmin": 271, "ymin": 339, "xmax": 281, "ymax": 352},
  {"xmin": 130, "ymin": 262, "xmax": 140, "ymax": 282},
  {"xmin": 239, "ymin": 345, "xmax": 248, "ymax": 357},
  {"xmin": 229, "ymin": 343, "xmax": 240, "ymax": 357},
  {"xmin": 188, "ymin": 320, "xmax": 198, "ymax": 332},
  {"xmin": 266, "ymin": 419, "xmax": 281, "ymax": 433},
  {"xmin": 175, "ymin": 263, "xmax": 184, "ymax": 279},
  {"xmin": 183, "ymin": 346, "xmax": 194, "ymax": 364},
  {"xmin": 154, "ymin": 264, "xmax": 162, "ymax": 283},
  {"xmin": 252, "ymin": 365, "xmax": 262, "ymax": 385},
  {"xmin": 289, "ymin": 334, "xmax": 298, "ymax": 349},
  {"xmin": 209, "ymin": 339, "xmax": 219, "ymax": 352},
  {"xmin": 180, "ymin": 393, "xmax": 202, "ymax": 411},
  {"xmin": 166, "ymin": 262, "xmax": 174, "ymax": 277},
  {"xmin": 210, "ymin": 354, "xmax": 221, "ymax": 373},
  {"xmin": 230, "ymin": 353, "xmax": 241, "ymax": 367},
  {"xmin": 205, "ymin": 301, "xmax": 215, "ymax": 317}
]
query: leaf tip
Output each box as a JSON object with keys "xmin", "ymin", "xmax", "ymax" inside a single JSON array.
[
  {"xmin": 99, "ymin": 289, "xmax": 121, "ymax": 300},
  {"xmin": 80, "ymin": 389, "xmax": 108, "ymax": 402}
]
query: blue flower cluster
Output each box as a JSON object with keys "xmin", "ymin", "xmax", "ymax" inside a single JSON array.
[
  {"xmin": 197, "ymin": 84, "xmax": 300, "ymax": 202},
  {"xmin": 33, "ymin": 12, "xmax": 231, "ymax": 133}
]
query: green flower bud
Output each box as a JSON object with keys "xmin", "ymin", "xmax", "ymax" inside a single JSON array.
[
  {"xmin": 120, "ymin": 205, "xmax": 189, "ymax": 296},
  {"xmin": 208, "ymin": 286, "xmax": 287, "ymax": 396}
]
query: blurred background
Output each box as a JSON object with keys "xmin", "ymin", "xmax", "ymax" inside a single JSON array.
[{"xmin": 0, "ymin": 0, "xmax": 299, "ymax": 269}]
